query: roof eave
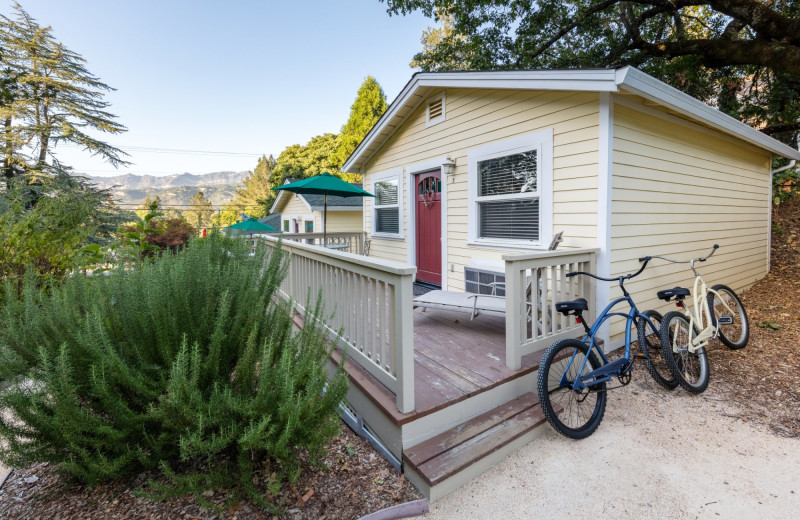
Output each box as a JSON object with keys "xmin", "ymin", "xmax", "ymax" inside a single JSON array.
[{"xmin": 616, "ymin": 67, "xmax": 800, "ymax": 161}]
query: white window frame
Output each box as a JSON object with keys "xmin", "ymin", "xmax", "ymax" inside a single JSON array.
[
  {"xmin": 371, "ymin": 167, "xmax": 404, "ymax": 239},
  {"xmin": 467, "ymin": 129, "xmax": 553, "ymax": 249},
  {"xmin": 425, "ymin": 92, "xmax": 446, "ymax": 128},
  {"xmin": 302, "ymin": 217, "xmax": 314, "ymax": 234}
]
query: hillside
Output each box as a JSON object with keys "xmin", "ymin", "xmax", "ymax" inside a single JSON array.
[{"xmin": 89, "ymin": 171, "xmax": 249, "ymax": 208}]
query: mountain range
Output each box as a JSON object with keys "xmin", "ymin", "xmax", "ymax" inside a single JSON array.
[{"xmin": 89, "ymin": 171, "xmax": 250, "ymax": 209}]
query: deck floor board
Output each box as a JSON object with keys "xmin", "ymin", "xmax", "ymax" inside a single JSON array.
[{"xmin": 411, "ymin": 308, "xmax": 539, "ymax": 415}]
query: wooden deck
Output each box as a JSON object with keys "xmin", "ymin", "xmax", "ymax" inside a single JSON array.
[
  {"xmin": 333, "ymin": 307, "xmax": 546, "ymax": 425},
  {"xmin": 412, "ymin": 307, "xmax": 543, "ymax": 415}
]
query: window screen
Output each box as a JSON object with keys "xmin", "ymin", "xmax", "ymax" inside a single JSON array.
[
  {"xmin": 477, "ymin": 149, "xmax": 539, "ymax": 241},
  {"xmin": 375, "ymin": 178, "xmax": 400, "ymax": 234},
  {"xmin": 479, "ymin": 150, "xmax": 537, "ymax": 196}
]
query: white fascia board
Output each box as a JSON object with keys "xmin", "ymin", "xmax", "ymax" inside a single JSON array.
[
  {"xmin": 269, "ymin": 191, "xmax": 286, "ymax": 214},
  {"xmin": 617, "ymin": 67, "xmax": 800, "ymax": 161}
]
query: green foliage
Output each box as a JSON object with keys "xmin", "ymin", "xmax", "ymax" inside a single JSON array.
[
  {"xmin": 385, "ymin": 0, "xmax": 800, "ymax": 148},
  {"xmin": 184, "ymin": 190, "xmax": 214, "ymax": 229},
  {"xmin": 218, "ymin": 155, "xmax": 278, "ymax": 222},
  {"xmin": 0, "ymin": 2, "xmax": 128, "ymax": 170},
  {"xmin": 0, "ymin": 166, "xmax": 118, "ymax": 291},
  {"xmin": 271, "ymin": 133, "xmax": 343, "ymax": 186},
  {"xmin": 122, "ymin": 199, "xmax": 165, "ymax": 260},
  {"xmin": 0, "ymin": 233, "xmax": 349, "ymax": 505},
  {"xmin": 331, "ymin": 77, "xmax": 388, "ymax": 172}
]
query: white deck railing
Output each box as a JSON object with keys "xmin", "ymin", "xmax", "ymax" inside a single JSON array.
[
  {"xmin": 279, "ymin": 231, "xmax": 368, "ymax": 255},
  {"xmin": 504, "ymin": 248, "xmax": 599, "ymax": 370},
  {"xmin": 259, "ymin": 236, "xmax": 417, "ymax": 413}
]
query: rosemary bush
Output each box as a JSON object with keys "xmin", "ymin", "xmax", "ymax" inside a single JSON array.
[{"xmin": 0, "ymin": 233, "xmax": 348, "ymax": 499}]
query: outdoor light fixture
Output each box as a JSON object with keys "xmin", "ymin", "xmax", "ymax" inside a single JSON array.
[{"xmin": 442, "ymin": 156, "xmax": 456, "ymax": 177}]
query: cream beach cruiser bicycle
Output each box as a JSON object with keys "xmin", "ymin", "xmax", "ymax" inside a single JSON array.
[{"xmin": 652, "ymin": 244, "xmax": 749, "ymax": 393}]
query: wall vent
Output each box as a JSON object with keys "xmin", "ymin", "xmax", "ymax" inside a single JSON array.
[
  {"xmin": 464, "ymin": 267, "xmax": 505, "ymax": 296},
  {"xmin": 426, "ymin": 93, "xmax": 445, "ymax": 126}
]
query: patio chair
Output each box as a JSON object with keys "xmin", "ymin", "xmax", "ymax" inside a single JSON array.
[{"xmin": 412, "ymin": 232, "xmax": 563, "ymax": 321}]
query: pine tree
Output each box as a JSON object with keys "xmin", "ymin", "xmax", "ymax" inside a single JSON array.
[
  {"xmin": 331, "ymin": 77, "xmax": 388, "ymax": 180},
  {"xmin": 185, "ymin": 190, "xmax": 214, "ymax": 229},
  {"xmin": 0, "ymin": 3, "xmax": 128, "ymax": 171}
]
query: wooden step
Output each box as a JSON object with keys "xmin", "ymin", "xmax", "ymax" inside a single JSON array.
[{"xmin": 402, "ymin": 392, "xmax": 549, "ymax": 501}]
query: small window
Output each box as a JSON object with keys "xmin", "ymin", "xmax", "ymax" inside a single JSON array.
[
  {"xmin": 426, "ymin": 93, "xmax": 445, "ymax": 127},
  {"xmin": 305, "ymin": 220, "xmax": 314, "ymax": 233},
  {"xmin": 283, "ymin": 219, "xmax": 290, "ymax": 232},
  {"xmin": 374, "ymin": 178, "xmax": 400, "ymax": 234}
]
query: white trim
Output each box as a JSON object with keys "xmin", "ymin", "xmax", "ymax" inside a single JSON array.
[
  {"xmin": 596, "ymin": 92, "xmax": 614, "ymax": 348},
  {"xmin": 425, "ymin": 91, "xmax": 446, "ymax": 128},
  {"xmin": 370, "ymin": 167, "xmax": 404, "ymax": 239},
  {"xmin": 405, "ymin": 157, "xmax": 449, "ymax": 289},
  {"xmin": 343, "ymin": 67, "xmax": 799, "ymax": 174},
  {"xmin": 616, "ymin": 67, "xmax": 800, "ymax": 160},
  {"xmin": 466, "ymin": 129, "xmax": 554, "ymax": 250}
]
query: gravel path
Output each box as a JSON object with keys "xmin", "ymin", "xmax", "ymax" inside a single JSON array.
[{"xmin": 422, "ymin": 375, "xmax": 799, "ymax": 520}]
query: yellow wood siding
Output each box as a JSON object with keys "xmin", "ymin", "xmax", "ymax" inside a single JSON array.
[
  {"xmin": 609, "ymin": 101, "xmax": 771, "ymax": 340},
  {"xmin": 363, "ymin": 88, "xmax": 601, "ymax": 290},
  {"xmin": 317, "ymin": 210, "xmax": 363, "ymax": 233}
]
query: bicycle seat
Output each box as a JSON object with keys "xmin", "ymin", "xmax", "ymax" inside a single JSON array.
[
  {"xmin": 555, "ymin": 298, "xmax": 588, "ymax": 315},
  {"xmin": 657, "ymin": 287, "xmax": 690, "ymax": 302}
]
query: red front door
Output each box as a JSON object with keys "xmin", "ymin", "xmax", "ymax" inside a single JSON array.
[{"xmin": 415, "ymin": 171, "xmax": 442, "ymax": 286}]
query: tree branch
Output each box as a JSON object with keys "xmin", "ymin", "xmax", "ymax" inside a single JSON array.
[
  {"xmin": 708, "ymin": 0, "xmax": 800, "ymax": 45},
  {"xmin": 525, "ymin": 0, "xmax": 620, "ymax": 60},
  {"xmin": 632, "ymin": 37, "xmax": 800, "ymax": 76},
  {"xmin": 762, "ymin": 121, "xmax": 800, "ymax": 137}
]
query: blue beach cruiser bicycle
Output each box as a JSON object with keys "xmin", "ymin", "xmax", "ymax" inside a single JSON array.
[{"xmin": 536, "ymin": 257, "xmax": 676, "ymax": 439}]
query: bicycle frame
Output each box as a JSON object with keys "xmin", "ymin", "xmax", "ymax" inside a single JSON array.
[
  {"xmin": 666, "ymin": 256, "xmax": 738, "ymax": 354},
  {"xmin": 562, "ymin": 295, "xmax": 658, "ymax": 391}
]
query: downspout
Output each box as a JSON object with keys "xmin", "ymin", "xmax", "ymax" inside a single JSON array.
[{"xmin": 768, "ymin": 159, "xmax": 797, "ymax": 272}]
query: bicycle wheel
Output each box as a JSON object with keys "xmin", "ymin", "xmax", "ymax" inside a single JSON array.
[
  {"xmin": 636, "ymin": 310, "xmax": 678, "ymax": 390},
  {"xmin": 537, "ymin": 338, "xmax": 607, "ymax": 439},
  {"xmin": 660, "ymin": 311, "xmax": 709, "ymax": 393},
  {"xmin": 708, "ymin": 284, "xmax": 749, "ymax": 350}
]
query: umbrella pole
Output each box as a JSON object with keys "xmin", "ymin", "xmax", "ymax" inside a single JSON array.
[{"xmin": 323, "ymin": 192, "xmax": 328, "ymax": 246}]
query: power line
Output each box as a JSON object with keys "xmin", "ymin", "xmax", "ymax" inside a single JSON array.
[{"xmin": 61, "ymin": 143, "xmax": 266, "ymax": 157}]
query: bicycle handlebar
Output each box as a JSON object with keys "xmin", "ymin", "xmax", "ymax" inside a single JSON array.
[
  {"xmin": 649, "ymin": 244, "xmax": 719, "ymax": 265},
  {"xmin": 567, "ymin": 257, "xmax": 651, "ymax": 282}
]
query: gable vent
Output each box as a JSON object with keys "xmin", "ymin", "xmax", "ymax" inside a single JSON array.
[
  {"xmin": 426, "ymin": 93, "xmax": 445, "ymax": 126},
  {"xmin": 428, "ymin": 98, "xmax": 443, "ymax": 120}
]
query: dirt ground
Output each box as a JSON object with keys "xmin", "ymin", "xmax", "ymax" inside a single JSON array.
[{"xmin": 2, "ymin": 199, "xmax": 800, "ymax": 519}]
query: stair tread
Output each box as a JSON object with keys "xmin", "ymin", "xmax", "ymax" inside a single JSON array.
[
  {"xmin": 403, "ymin": 393, "xmax": 546, "ymax": 486},
  {"xmin": 404, "ymin": 392, "xmax": 539, "ymax": 466}
]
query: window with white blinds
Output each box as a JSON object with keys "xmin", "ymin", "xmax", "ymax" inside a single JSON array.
[
  {"xmin": 477, "ymin": 150, "xmax": 540, "ymax": 241},
  {"xmin": 373, "ymin": 174, "xmax": 402, "ymax": 236},
  {"xmin": 467, "ymin": 129, "xmax": 553, "ymax": 248}
]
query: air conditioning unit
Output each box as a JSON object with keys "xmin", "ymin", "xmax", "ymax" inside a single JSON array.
[{"xmin": 464, "ymin": 267, "xmax": 505, "ymax": 296}]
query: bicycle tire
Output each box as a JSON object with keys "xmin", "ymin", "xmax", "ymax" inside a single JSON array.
[
  {"xmin": 636, "ymin": 310, "xmax": 678, "ymax": 390},
  {"xmin": 707, "ymin": 284, "xmax": 749, "ymax": 350},
  {"xmin": 537, "ymin": 338, "xmax": 607, "ymax": 439},
  {"xmin": 660, "ymin": 311, "xmax": 709, "ymax": 393}
]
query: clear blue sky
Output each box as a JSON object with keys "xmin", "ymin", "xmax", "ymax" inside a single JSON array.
[{"xmin": 12, "ymin": 1, "xmax": 432, "ymax": 176}]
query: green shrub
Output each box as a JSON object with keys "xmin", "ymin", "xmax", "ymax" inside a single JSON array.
[{"xmin": 0, "ymin": 233, "xmax": 348, "ymax": 504}]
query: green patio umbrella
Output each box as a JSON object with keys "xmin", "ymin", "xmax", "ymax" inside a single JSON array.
[
  {"xmin": 226, "ymin": 217, "xmax": 276, "ymax": 237},
  {"xmin": 272, "ymin": 172, "xmax": 375, "ymax": 246}
]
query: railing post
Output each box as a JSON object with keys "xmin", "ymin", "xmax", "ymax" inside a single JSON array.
[
  {"xmin": 505, "ymin": 258, "xmax": 523, "ymax": 370},
  {"xmin": 393, "ymin": 273, "xmax": 415, "ymax": 413}
]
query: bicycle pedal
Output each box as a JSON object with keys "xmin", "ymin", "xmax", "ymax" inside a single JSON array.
[
  {"xmin": 717, "ymin": 315, "xmax": 734, "ymax": 325},
  {"xmin": 634, "ymin": 352, "xmax": 649, "ymax": 360}
]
